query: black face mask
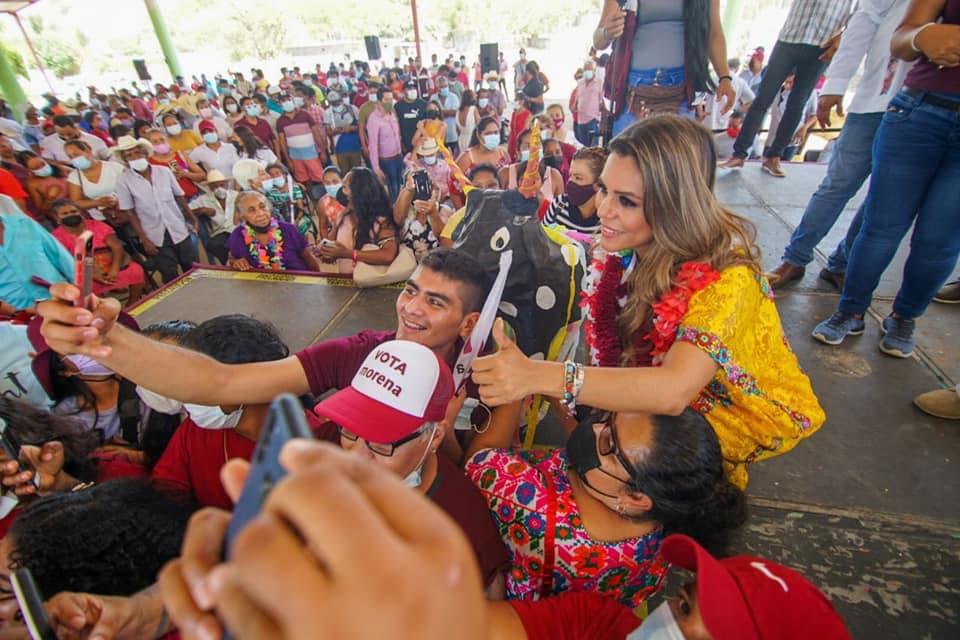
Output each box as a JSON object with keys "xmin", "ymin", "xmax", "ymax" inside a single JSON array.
[
  {"xmin": 565, "ymin": 419, "xmax": 602, "ymax": 479},
  {"xmin": 544, "ymin": 155, "xmax": 563, "ymax": 170},
  {"xmin": 425, "ymin": 111, "xmax": 441, "ymax": 120},
  {"xmin": 335, "ymin": 188, "xmax": 350, "ymax": 207},
  {"xmin": 60, "ymin": 214, "xmax": 84, "ymax": 227},
  {"xmin": 249, "ymin": 222, "xmax": 273, "ymax": 233}
]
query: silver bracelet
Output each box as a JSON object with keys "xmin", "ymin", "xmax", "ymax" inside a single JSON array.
[{"xmin": 910, "ymin": 23, "xmax": 936, "ymax": 53}]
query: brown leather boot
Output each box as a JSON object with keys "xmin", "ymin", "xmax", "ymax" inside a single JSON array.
[{"xmin": 766, "ymin": 262, "xmax": 805, "ymax": 290}]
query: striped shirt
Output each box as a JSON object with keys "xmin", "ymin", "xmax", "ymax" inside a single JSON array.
[
  {"xmin": 543, "ymin": 194, "xmax": 599, "ymax": 233},
  {"xmin": 276, "ymin": 111, "xmax": 319, "ymax": 161},
  {"xmin": 778, "ymin": 0, "xmax": 856, "ymax": 46}
]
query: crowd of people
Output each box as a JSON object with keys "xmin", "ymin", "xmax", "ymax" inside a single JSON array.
[{"xmin": 0, "ymin": 0, "xmax": 957, "ymax": 638}]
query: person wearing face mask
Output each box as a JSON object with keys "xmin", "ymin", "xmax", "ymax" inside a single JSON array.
[
  {"xmin": 159, "ymin": 112, "xmax": 201, "ymax": 155},
  {"xmin": 396, "ymin": 81, "xmax": 428, "ymax": 155},
  {"xmin": 16, "ymin": 150, "xmax": 69, "ymax": 224},
  {"xmin": 262, "ymin": 163, "xmax": 318, "ymax": 243},
  {"xmin": 314, "ymin": 339, "xmax": 509, "ymax": 596},
  {"xmin": 543, "ymin": 146, "xmax": 608, "ymax": 234},
  {"xmin": 323, "ymin": 90, "xmax": 364, "ymax": 173},
  {"xmin": 237, "ymin": 96, "xmax": 279, "ymax": 158},
  {"xmin": 64, "ymin": 139, "xmax": 127, "ymax": 226},
  {"xmin": 403, "ymin": 138, "xmax": 452, "ymax": 202},
  {"xmin": 432, "ymin": 76, "xmax": 462, "ymax": 156},
  {"xmin": 49, "ymin": 199, "xmax": 146, "ymax": 301},
  {"xmin": 547, "ymin": 103, "xmax": 578, "ymax": 149},
  {"xmin": 533, "ymin": 115, "xmax": 576, "ymax": 183},
  {"xmin": 188, "ymin": 169, "xmax": 238, "ymax": 265},
  {"xmin": 483, "ymin": 72, "xmax": 507, "ymax": 116},
  {"xmin": 275, "ymin": 92, "xmax": 328, "ymax": 189},
  {"xmin": 366, "ymin": 87, "xmax": 406, "ymax": 201},
  {"xmin": 316, "ymin": 165, "xmax": 346, "ymax": 233},
  {"xmin": 466, "ymin": 402, "xmax": 746, "ymax": 607},
  {"xmin": 191, "ymin": 97, "xmax": 233, "ymax": 142},
  {"xmin": 147, "ymin": 127, "xmax": 205, "ymax": 200},
  {"xmin": 148, "ymin": 315, "xmax": 316, "ymax": 510},
  {"xmin": 113, "ymin": 136, "xmax": 199, "ymax": 283},
  {"xmin": 393, "ymin": 165, "xmax": 452, "ymax": 262},
  {"xmin": 231, "ymin": 124, "xmax": 279, "ymax": 168},
  {"xmin": 574, "ymin": 59, "xmax": 604, "ymax": 147},
  {"xmin": 189, "ymin": 120, "xmax": 240, "ymax": 180},
  {"xmin": 499, "ymin": 127, "xmax": 564, "ymax": 202},
  {"xmin": 222, "ymin": 95, "xmax": 243, "ymax": 127},
  {"xmin": 226, "ymin": 190, "xmax": 319, "ymax": 272},
  {"xmin": 39, "ymin": 115, "xmax": 108, "ymax": 165}
]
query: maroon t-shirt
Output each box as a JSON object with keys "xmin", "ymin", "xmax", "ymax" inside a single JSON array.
[
  {"xmin": 296, "ymin": 330, "xmax": 510, "ymax": 586},
  {"xmin": 905, "ymin": 0, "xmax": 960, "ymax": 94},
  {"xmin": 234, "ymin": 117, "xmax": 276, "ymax": 147},
  {"xmin": 509, "ymin": 592, "xmax": 640, "ymax": 640}
]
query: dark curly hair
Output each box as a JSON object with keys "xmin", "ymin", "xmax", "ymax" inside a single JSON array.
[
  {"xmin": 341, "ymin": 167, "xmax": 398, "ymax": 250},
  {"xmin": 8, "ymin": 479, "xmax": 195, "ymax": 597},
  {"xmin": 180, "ymin": 314, "xmax": 289, "ymax": 364},
  {"xmin": 142, "ymin": 319, "xmax": 197, "ymax": 343},
  {"xmin": 619, "ymin": 408, "xmax": 746, "ymax": 556},
  {"xmin": 571, "ymin": 146, "xmax": 609, "ymax": 183},
  {"xmin": 0, "ymin": 397, "xmax": 99, "ymax": 483}
]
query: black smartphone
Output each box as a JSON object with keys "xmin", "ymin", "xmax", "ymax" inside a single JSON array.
[
  {"xmin": 223, "ymin": 394, "xmax": 314, "ymax": 559},
  {"xmin": 10, "ymin": 568, "xmax": 57, "ymax": 640},
  {"xmin": 413, "ymin": 170, "xmax": 432, "ymax": 201}
]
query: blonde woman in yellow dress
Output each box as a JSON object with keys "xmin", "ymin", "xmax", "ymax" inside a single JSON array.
[{"xmin": 473, "ymin": 115, "xmax": 824, "ymax": 488}]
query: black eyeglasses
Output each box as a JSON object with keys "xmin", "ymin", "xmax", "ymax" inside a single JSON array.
[
  {"xmin": 337, "ymin": 424, "xmax": 429, "ymax": 457},
  {"xmin": 578, "ymin": 413, "xmax": 637, "ymax": 499}
]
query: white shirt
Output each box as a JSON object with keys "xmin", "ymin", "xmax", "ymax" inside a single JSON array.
[
  {"xmin": 708, "ymin": 75, "xmax": 756, "ymax": 130},
  {"xmin": 820, "ymin": 0, "xmax": 913, "ymax": 114},
  {"xmin": 39, "ymin": 131, "xmax": 108, "ymax": 162},
  {"xmin": 115, "ymin": 165, "xmax": 189, "ymax": 246},
  {"xmin": 190, "ymin": 189, "xmax": 239, "ymax": 236},
  {"xmin": 67, "ymin": 160, "xmax": 127, "ymax": 221},
  {"xmin": 189, "ymin": 142, "xmax": 239, "ymax": 178},
  {"xmin": 0, "ymin": 323, "xmax": 50, "ymax": 408}
]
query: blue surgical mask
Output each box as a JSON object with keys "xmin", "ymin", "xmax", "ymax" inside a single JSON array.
[
  {"xmin": 32, "ymin": 163, "xmax": 53, "ymax": 178},
  {"xmin": 478, "ymin": 98, "xmax": 489, "ymax": 109},
  {"xmin": 325, "ymin": 183, "xmax": 342, "ymax": 198},
  {"xmin": 282, "ymin": 100, "xmax": 295, "ymax": 113},
  {"xmin": 402, "ymin": 423, "xmax": 438, "ymax": 488},
  {"xmin": 439, "ymin": 87, "xmax": 449, "ymax": 97},
  {"xmin": 245, "ymin": 105, "xmax": 261, "ymax": 117},
  {"xmin": 520, "ymin": 149, "xmax": 530, "ymax": 162},
  {"xmin": 260, "ymin": 177, "xmax": 276, "ymax": 192},
  {"xmin": 583, "ymin": 70, "xmax": 595, "ymax": 81},
  {"xmin": 482, "ymin": 133, "xmax": 500, "ymax": 150},
  {"xmin": 422, "ymin": 154, "xmax": 437, "ymax": 166},
  {"xmin": 70, "ymin": 155, "xmax": 92, "ymax": 171},
  {"xmin": 202, "ymin": 132, "xmax": 219, "ymax": 145}
]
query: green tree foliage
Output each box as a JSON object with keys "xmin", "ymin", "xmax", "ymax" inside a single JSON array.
[
  {"xmin": 26, "ymin": 15, "xmax": 83, "ymax": 79},
  {"xmin": 5, "ymin": 48, "xmax": 29, "ymax": 79}
]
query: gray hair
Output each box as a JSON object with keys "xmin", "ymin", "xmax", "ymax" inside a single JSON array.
[{"xmin": 234, "ymin": 190, "xmax": 268, "ymax": 217}]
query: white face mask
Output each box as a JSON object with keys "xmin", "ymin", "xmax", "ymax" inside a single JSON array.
[
  {"xmin": 422, "ymin": 154, "xmax": 437, "ymax": 166},
  {"xmin": 627, "ymin": 602, "xmax": 684, "ymax": 640},
  {"xmin": 136, "ymin": 385, "xmax": 183, "ymax": 415},
  {"xmin": 129, "ymin": 157, "xmax": 149, "ymax": 172},
  {"xmin": 406, "ymin": 89, "xmax": 418, "ymax": 100},
  {"xmin": 199, "ymin": 107, "xmax": 213, "ymax": 118},
  {"xmin": 187, "ymin": 404, "xmax": 244, "ymax": 429},
  {"xmin": 293, "ymin": 96, "xmax": 305, "ymax": 108},
  {"xmin": 226, "ymin": 103, "xmax": 239, "ymax": 113},
  {"xmin": 402, "ymin": 423, "xmax": 437, "ymax": 488},
  {"xmin": 166, "ymin": 124, "xmax": 182, "ymax": 136},
  {"xmin": 214, "ymin": 186, "xmax": 228, "ymax": 198},
  {"xmin": 583, "ymin": 70, "xmax": 595, "ymax": 81}
]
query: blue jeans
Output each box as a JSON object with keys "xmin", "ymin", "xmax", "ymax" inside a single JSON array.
[
  {"xmin": 613, "ymin": 66, "xmax": 692, "ymax": 135},
  {"xmin": 782, "ymin": 112, "xmax": 883, "ymax": 270},
  {"xmin": 839, "ymin": 90, "xmax": 960, "ymax": 319},
  {"xmin": 575, "ymin": 119, "xmax": 599, "ymax": 146},
  {"xmin": 379, "ymin": 156, "xmax": 405, "ymax": 202}
]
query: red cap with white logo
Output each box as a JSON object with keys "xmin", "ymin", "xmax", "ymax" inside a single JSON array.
[
  {"xmin": 314, "ymin": 340, "xmax": 453, "ymax": 443},
  {"xmin": 659, "ymin": 534, "xmax": 851, "ymax": 640}
]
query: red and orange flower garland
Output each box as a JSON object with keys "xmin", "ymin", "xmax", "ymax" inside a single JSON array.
[
  {"xmin": 242, "ymin": 221, "xmax": 285, "ymax": 271},
  {"xmin": 581, "ymin": 254, "xmax": 720, "ymax": 367}
]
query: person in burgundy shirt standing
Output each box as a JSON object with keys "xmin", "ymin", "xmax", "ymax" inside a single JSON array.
[
  {"xmin": 366, "ymin": 86, "xmax": 405, "ymax": 201},
  {"xmin": 313, "ymin": 339, "xmax": 509, "ymax": 596},
  {"xmin": 813, "ymin": 0, "xmax": 960, "ymax": 359},
  {"xmin": 236, "ymin": 96, "xmax": 279, "ymax": 160}
]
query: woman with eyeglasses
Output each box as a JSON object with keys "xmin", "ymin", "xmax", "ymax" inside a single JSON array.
[{"xmin": 466, "ymin": 409, "xmax": 745, "ymax": 608}]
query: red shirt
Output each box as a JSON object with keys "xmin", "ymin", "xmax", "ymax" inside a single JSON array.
[
  {"xmin": 296, "ymin": 330, "xmax": 510, "ymax": 586},
  {"xmin": 509, "ymin": 592, "xmax": 640, "ymax": 640},
  {"xmin": 0, "ymin": 167, "xmax": 27, "ymax": 201}
]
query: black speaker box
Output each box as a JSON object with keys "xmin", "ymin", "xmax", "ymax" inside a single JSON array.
[{"xmin": 364, "ymin": 36, "xmax": 382, "ymax": 61}]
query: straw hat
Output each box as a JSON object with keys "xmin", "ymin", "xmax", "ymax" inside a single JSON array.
[
  {"xmin": 205, "ymin": 169, "xmax": 228, "ymax": 184},
  {"xmin": 111, "ymin": 135, "xmax": 154, "ymax": 162},
  {"xmin": 416, "ymin": 137, "xmax": 439, "ymax": 156}
]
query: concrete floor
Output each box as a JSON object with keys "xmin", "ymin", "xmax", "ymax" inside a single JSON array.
[{"xmin": 131, "ymin": 163, "xmax": 959, "ymax": 637}]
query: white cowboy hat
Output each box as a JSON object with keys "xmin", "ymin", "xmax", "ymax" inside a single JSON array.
[
  {"xmin": 111, "ymin": 135, "xmax": 154, "ymax": 162},
  {"xmin": 205, "ymin": 169, "xmax": 228, "ymax": 184},
  {"xmin": 416, "ymin": 137, "xmax": 439, "ymax": 156}
]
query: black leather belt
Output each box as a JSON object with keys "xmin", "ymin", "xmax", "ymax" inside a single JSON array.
[{"xmin": 904, "ymin": 89, "xmax": 960, "ymax": 113}]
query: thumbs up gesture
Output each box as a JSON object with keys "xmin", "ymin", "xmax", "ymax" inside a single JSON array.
[{"xmin": 471, "ymin": 318, "xmax": 533, "ymax": 406}]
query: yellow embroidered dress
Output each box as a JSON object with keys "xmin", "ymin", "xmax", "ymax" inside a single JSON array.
[{"xmin": 676, "ymin": 265, "xmax": 825, "ymax": 488}]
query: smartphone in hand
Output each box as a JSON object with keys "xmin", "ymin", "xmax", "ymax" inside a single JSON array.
[
  {"xmin": 10, "ymin": 568, "xmax": 57, "ymax": 640},
  {"xmin": 73, "ymin": 230, "xmax": 95, "ymax": 310}
]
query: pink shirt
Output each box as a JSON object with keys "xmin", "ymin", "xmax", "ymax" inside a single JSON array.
[
  {"xmin": 366, "ymin": 108, "xmax": 402, "ymax": 169},
  {"xmin": 575, "ymin": 78, "xmax": 603, "ymax": 125}
]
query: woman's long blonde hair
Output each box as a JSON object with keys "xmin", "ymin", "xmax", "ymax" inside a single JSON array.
[{"xmin": 607, "ymin": 115, "xmax": 761, "ymax": 364}]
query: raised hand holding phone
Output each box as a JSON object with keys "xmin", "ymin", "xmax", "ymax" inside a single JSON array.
[{"xmin": 73, "ymin": 231, "xmax": 95, "ymax": 311}]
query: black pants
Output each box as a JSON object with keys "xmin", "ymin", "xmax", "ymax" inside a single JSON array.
[
  {"xmin": 205, "ymin": 232, "xmax": 230, "ymax": 265},
  {"xmin": 147, "ymin": 231, "xmax": 197, "ymax": 283},
  {"xmin": 734, "ymin": 40, "xmax": 826, "ymax": 160}
]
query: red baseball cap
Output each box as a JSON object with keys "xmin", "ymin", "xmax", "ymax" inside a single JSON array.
[
  {"xmin": 659, "ymin": 534, "xmax": 851, "ymax": 640},
  {"xmin": 197, "ymin": 120, "xmax": 216, "ymax": 133},
  {"xmin": 314, "ymin": 340, "xmax": 453, "ymax": 443}
]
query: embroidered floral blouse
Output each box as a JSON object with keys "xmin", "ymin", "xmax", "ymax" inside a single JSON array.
[
  {"xmin": 466, "ymin": 448, "xmax": 667, "ymax": 609},
  {"xmin": 676, "ymin": 265, "xmax": 825, "ymax": 488}
]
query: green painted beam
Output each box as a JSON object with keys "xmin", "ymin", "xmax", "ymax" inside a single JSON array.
[
  {"xmin": 0, "ymin": 42, "xmax": 28, "ymax": 121},
  {"xmin": 144, "ymin": 0, "xmax": 183, "ymax": 80}
]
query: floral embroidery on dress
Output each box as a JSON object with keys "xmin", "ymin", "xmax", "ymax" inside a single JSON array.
[{"xmin": 466, "ymin": 448, "xmax": 667, "ymax": 608}]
